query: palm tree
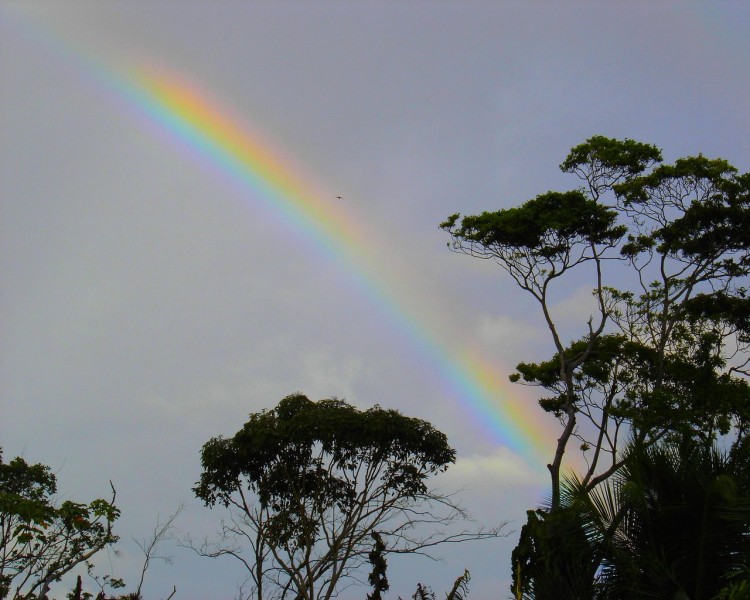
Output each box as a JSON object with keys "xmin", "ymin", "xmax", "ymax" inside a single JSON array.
[
  {"xmin": 564, "ymin": 438, "xmax": 750, "ymax": 599},
  {"xmin": 511, "ymin": 505, "xmax": 599, "ymax": 600}
]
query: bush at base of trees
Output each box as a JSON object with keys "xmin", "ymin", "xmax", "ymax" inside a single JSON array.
[{"xmin": 511, "ymin": 438, "xmax": 750, "ymax": 599}]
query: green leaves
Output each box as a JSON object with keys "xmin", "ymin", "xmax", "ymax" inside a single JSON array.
[
  {"xmin": 614, "ymin": 155, "xmax": 750, "ymax": 272},
  {"xmin": 511, "ymin": 507, "xmax": 597, "ymax": 600},
  {"xmin": 193, "ymin": 396, "xmax": 472, "ymax": 600},
  {"xmin": 0, "ymin": 451, "xmax": 119, "ymax": 600},
  {"xmin": 560, "ymin": 135, "xmax": 662, "ymax": 179},
  {"xmin": 573, "ymin": 440, "xmax": 750, "ymax": 599},
  {"xmin": 513, "ymin": 439, "xmax": 750, "ymax": 599},
  {"xmin": 445, "ymin": 134, "xmax": 750, "ymax": 525},
  {"xmin": 195, "ymin": 394, "xmax": 455, "ymax": 515},
  {"xmin": 443, "ymin": 191, "xmax": 625, "ymax": 258},
  {"xmin": 445, "ymin": 134, "xmax": 750, "ymax": 597}
]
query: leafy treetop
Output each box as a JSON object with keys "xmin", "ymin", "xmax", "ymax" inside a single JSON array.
[{"xmin": 194, "ymin": 393, "xmax": 455, "ymax": 512}]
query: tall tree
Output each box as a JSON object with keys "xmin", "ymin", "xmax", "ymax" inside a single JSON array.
[
  {"xmin": 193, "ymin": 394, "xmax": 503, "ymax": 600},
  {"xmin": 442, "ymin": 136, "xmax": 750, "ymax": 509}
]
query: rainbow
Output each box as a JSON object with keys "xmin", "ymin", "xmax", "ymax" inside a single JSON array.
[
  {"xmin": 122, "ymin": 66, "xmax": 552, "ymax": 463},
  {"xmin": 2, "ymin": 7, "xmax": 555, "ymax": 466}
]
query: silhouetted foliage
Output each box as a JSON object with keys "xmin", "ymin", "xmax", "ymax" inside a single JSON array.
[
  {"xmin": 366, "ymin": 532, "xmax": 388, "ymax": 600},
  {"xmin": 397, "ymin": 570, "xmax": 471, "ymax": 600},
  {"xmin": 511, "ymin": 507, "xmax": 597, "ymax": 600},
  {"xmin": 444, "ymin": 136, "xmax": 750, "ymax": 596},
  {"xmin": 193, "ymin": 394, "xmax": 503, "ymax": 600},
  {"xmin": 443, "ymin": 135, "xmax": 750, "ymax": 509},
  {"xmin": 511, "ymin": 438, "xmax": 750, "ymax": 599}
]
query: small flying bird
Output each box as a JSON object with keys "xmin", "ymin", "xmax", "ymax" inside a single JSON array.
[{"xmin": 336, "ymin": 196, "xmax": 343, "ymax": 199}]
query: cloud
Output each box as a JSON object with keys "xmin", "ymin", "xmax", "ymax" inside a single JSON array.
[
  {"xmin": 475, "ymin": 313, "xmax": 543, "ymax": 361},
  {"xmin": 547, "ymin": 284, "xmax": 603, "ymax": 340},
  {"xmin": 443, "ymin": 447, "xmax": 547, "ymax": 492},
  {"xmin": 301, "ymin": 349, "xmax": 370, "ymax": 404}
]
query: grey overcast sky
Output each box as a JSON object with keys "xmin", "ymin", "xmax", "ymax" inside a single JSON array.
[{"xmin": 2, "ymin": 2, "xmax": 749, "ymax": 598}]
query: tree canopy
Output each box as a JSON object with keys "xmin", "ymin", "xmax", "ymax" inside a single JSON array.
[
  {"xmin": 444, "ymin": 135, "xmax": 750, "ymax": 596},
  {"xmin": 0, "ymin": 450, "xmax": 120, "ymax": 600},
  {"xmin": 442, "ymin": 135, "xmax": 750, "ymax": 509},
  {"xmin": 193, "ymin": 394, "xmax": 499, "ymax": 600}
]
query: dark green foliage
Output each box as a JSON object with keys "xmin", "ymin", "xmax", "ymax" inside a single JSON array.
[
  {"xmin": 0, "ymin": 450, "xmax": 119, "ymax": 600},
  {"xmin": 194, "ymin": 394, "xmax": 467, "ymax": 600},
  {"xmin": 443, "ymin": 135, "xmax": 750, "ymax": 595},
  {"xmin": 443, "ymin": 135, "xmax": 750, "ymax": 508},
  {"xmin": 512, "ymin": 331, "xmax": 750, "ymax": 441},
  {"xmin": 559, "ymin": 135, "xmax": 662, "ymax": 183},
  {"xmin": 684, "ymin": 291, "xmax": 750, "ymax": 342},
  {"xmin": 512, "ymin": 439, "xmax": 750, "ymax": 600},
  {"xmin": 366, "ymin": 532, "xmax": 389, "ymax": 600},
  {"xmin": 615, "ymin": 155, "xmax": 750, "ymax": 265},
  {"xmin": 442, "ymin": 191, "xmax": 625, "ymax": 260},
  {"xmin": 511, "ymin": 508, "xmax": 597, "ymax": 600},
  {"xmin": 195, "ymin": 394, "xmax": 455, "ymax": 531},
  {"xmin": 565, "ymin": 440, "xmax": 750, "ymax": 600},
  {"xmin": 712, "ymin": 569, "xmax": 750, "ymax": 600}
]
